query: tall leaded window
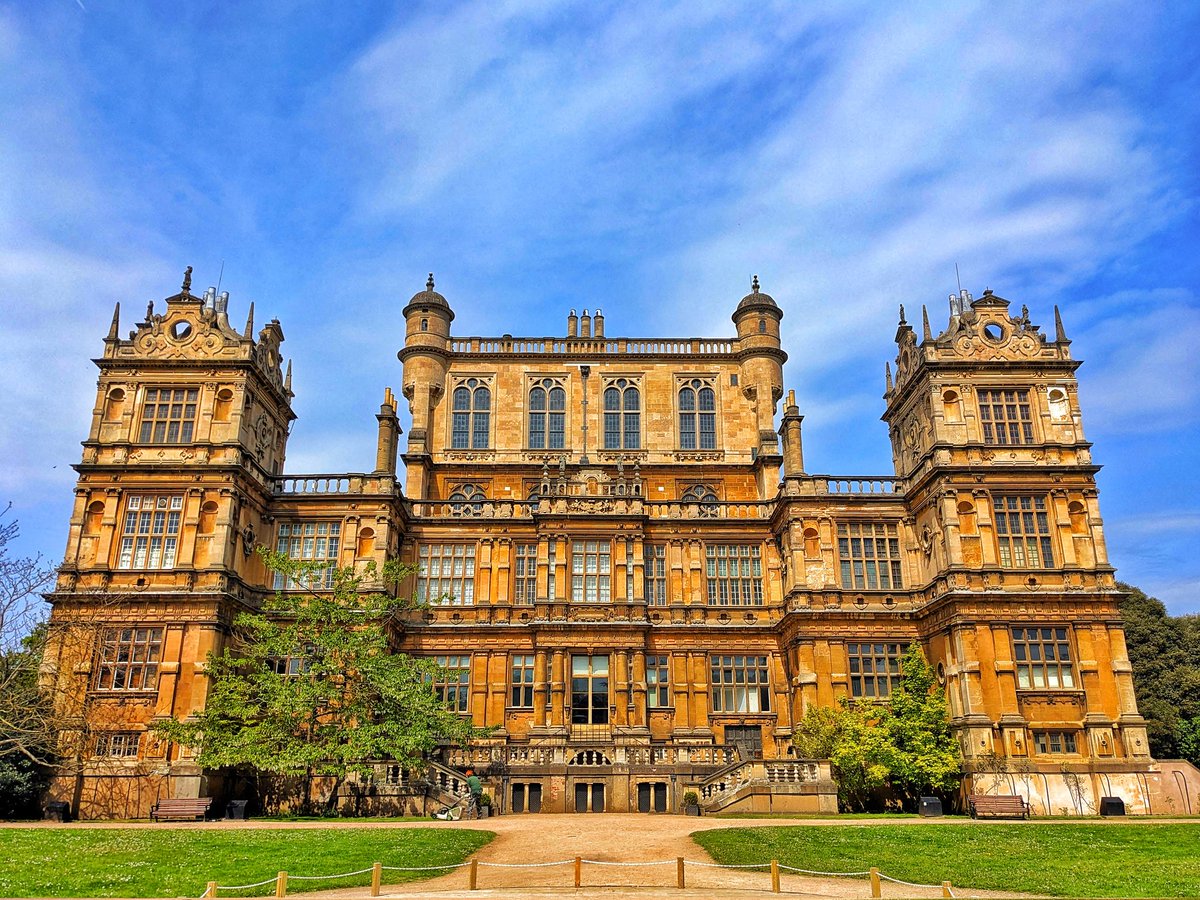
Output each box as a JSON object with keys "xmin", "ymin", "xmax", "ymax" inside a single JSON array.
[
  {"xmin": 95, "ymin": 627, "xmax": 163, "ymax": 691},
  {"xmin": 646, "ymin": 654, "xmax": 670, "ymax": 707},
  {"xmin": 710, "ymin": 654, "xmax": 770, "ymax": 712},
  {"xmin": 847, "ymin": 642, "xmax": 908, "ymax": 698},
  {"xmin": 979, "ymin": 388, "xmax": 1034, "ymax": 445},
  {"xmin": 705, "ymin": 544, "xmax": 763, "ymax": 606},
  {"xmin": 837, "ymin": 523, "xmax": 903, "ymax": 589},
  {"xmin": 603, "ymin": 379, "xmax": 640, "ymax": 449},
  {"xmin": 430, "ymin": 655, "xmax": 471, "ymax": 712},
  {"xmin": 571, "ymin": 540, "xmax": 611, "ymax": 602},
  {"xmin": 995, "ymin": 495, "xmax": 1054, "ymax": 567},
  {"xmin": 1012, "ymin": 626, "xmax": 1075, "ymax": 689},
  {"xmin": 138, "ymin": 387, "xmax": 198, "ymax": 444},
  {"xmin": 417, "ymin": 544, "xmax": 477, "ymax": 605},
  {"xmin": 118, "ymin": 495, "xmax": 183, "ymax": 569},
  {"xmin": 514, "ymin": 543, "xmax": 537, "ymax": 604},
  {"xmin": 274, "ymin": 522, "xmax": 341, "ymax": 590},
  {"xmin": 528, "ymin": 379, "xmax": 566, "ymax": 449},
  {"xmin": 510, "ymin": 654, "xmax": 535, "ymax": 707},
  {"xmin": 452, "ymin": 378, "xmax": 490, "ymax": 449},
  {"xmin": 679, "ymin": 379, "xmax": 716, "ymax": 450},
  {"xmin": 644, "ymin": 544, "xmax": 668, "ymax": 606}
]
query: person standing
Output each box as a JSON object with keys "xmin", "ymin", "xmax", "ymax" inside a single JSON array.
[{"xmin": 465, "ymin": 768, "xmax": 482, "ymax": 819}]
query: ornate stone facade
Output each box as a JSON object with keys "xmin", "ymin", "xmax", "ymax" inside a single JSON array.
[{"xmin": 43, "ymin": 271, "xmax": 1190, "ymax": 818}]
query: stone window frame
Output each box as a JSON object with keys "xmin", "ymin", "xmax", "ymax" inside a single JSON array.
[
  {"xmin": 273, "ymin": 521, "xmax": 342, "ymax": 590},
  {"xmin": 94, "ymin": 731, "xmax": 141, "ymax": 759},
  {"xmin": 977, "ymin": 387, "xmax": 1036, "ymax": 446},
  {"xmin": 450, "ymin": 376, "xmax": 492, "ymax": 450},
  {"xmin": 447, "ymin": 483, "xmax": 486, "ymax": 517},
  {"xmin": 94, "ymin": 626, "xmax": 163, "ymax": 692},
  {"xmin": 836, "ymin": 522, "xmax": 904, "ymax": 590},
  {"xmin": 676, "ymin": 376, "xmax": 719, "ymax": 451},
  {"xmin": 417, "ymin": 543, "xmax": 477, "ymax": 606},
  {"xmin": 710, "ymin": 654, "xmax": 771, "ymax": 713},
  {"xmin": 509, "ymin": 654, "xmax": 535, "ymax": 708},
  {"xmin": 644, "ymin": 543, "xmax": 668, "ymax": 606},
  {"xmin": 601, "ymin": 376, "xmax": 642, "ymax": 451},
  {"xmin": 646, "ymin": 654, "xmax": 671, "ymax": 708},
  {"xmin": 137, "ymin": 385, "xmax": 199, "ymax": 444},
  {"xmin": 846, "ymin": 641, "xmax": 909, "ymax": 699},
  {"xmin": 1033, "ymin": 730, "xmax": 1079, "ymax": 755},
  {"xmin": 994, "ymin": 494, "xmax": 1055, "ymax": 568},
  {"xmin": 1011, "ymin": 625, "xmax": 1076, "ymax": 690},
  {"xmin": 430, "ymin": 654, "xmax": 471, "ymax": 713},
  {"xmin": 571, "ymin": 539, "xmax": 611, "ymax": 603},
  {"xmin": 117, "ymin": 494, "xmax": 184, "ymax": 570},
  {"xmin": 527, "ymin": 375, "xmax": 568, "ymax": 451},
  {"xmin": 704, "ymin": 544, "xmax": 763, "ymax": 606},
  {"xmin": 513, "ymin": 542, "xmax": 537, "ymax": 604}
]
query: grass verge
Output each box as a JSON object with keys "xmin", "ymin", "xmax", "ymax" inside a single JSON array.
[
  {"xmin": 692, "ymin": 823, "xmax": 1200, "ymax": 898},
  {"xmin": 0, "ymin": 826, "xmax": 493, "ymax": 898}
]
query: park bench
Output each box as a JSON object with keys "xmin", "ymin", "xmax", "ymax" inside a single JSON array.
[
  {"xmin": 150, "ymin": 797, "xmax": 212, "ymax": 821},
  {"xmin": 968, "ymin": 794, "xmax": 1029, "ymax": 819}
]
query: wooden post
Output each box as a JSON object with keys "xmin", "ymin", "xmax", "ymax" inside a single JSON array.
[
  {"xmin": 275, "ymin": 871, "xmax": 287, "ymax": 899},
  {"xmin": 574, "ymin": 856, "xmax": 582, "ymax": 888},
  {"xmin": 677, "ymin": 857, "xmax": 685, "ymax": 889},
  {"xmin": 205, "ymin": 881, "xmax": 217, "ymax": 899},
  {"xmin": 370, "ymin": 862, "xmax": 382, "ymax": 897},
  {"xmin": 869, "ymin": 867, "xmax": 881, "ymax": 898},
  {"xmin": 942, "ymin": 881, "xmax": 953, "ymax": 898},
  {"xmin": 771, "ymin": 859, "xmax": 780, "ymax": 893},
  {"xmin": 466, "ymin": 858, "xmax": 478, "ymax": 890}
]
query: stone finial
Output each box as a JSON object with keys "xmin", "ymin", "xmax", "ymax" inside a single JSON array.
[
  {"xmin": 885, "ymin": 361, "xmax": 893, "ymax": 391},
  {"xmin": 1054, "ymin": 305, "xmax": 1069, "ymax": 343},
  {"xmin": 181, "ymin": 266, "xmax": 193, "ymax": 295},
  {"xmin": 146, "ymin": 300, "xmax": 154, "ymax": 321},
  {"xmin": 427, "ymin": 273, "xmax": 435, "ymax": 291},
  {"xmin": 244, "ymin": 302, "xmax": 255, "ymax": 339},
  {"xmin": 107, "ymin": 302, "xmax": 120, "ymax": 340},
  {"xmin": 922, "ymin": 305, "xmax": 932, "ymax": 341},
  {"xmin": 898, "ymin": 304, "xmax": 906, "ymax": 325},
  {"xmin": 284, "ymin": 360, "xmax": 293, "ymax": 392},
  {"xmin": 751, "ymin": 274, "xmax": 760, "ymax": 293}
]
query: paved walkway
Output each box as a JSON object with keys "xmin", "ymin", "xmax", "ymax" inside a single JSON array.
[{"xmin": 304, "ymin": 815, "xmax": 1034, "ymax": 900}]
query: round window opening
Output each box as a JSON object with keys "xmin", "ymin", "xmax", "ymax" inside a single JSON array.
[
  {"xmin": 982, "ymin": 323, "xmax": 1005, "ymax": 342},
  {"xmin": 170, "ymin": 321, "xmax": 193, "ymax": 341}
]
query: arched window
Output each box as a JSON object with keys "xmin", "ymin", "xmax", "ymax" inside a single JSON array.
[
  {"xmin": 448, "ymin": 484, "xmax": 485, "ymax": 517},
  {"xmin": 679, "ymin": 380, "xmax": 716, "ymax": 450},
  {"xmin": 528, "ymin": 379, "xmax": 566, "ymax": 449},
  {"xmin": 452, "ymin": 379, "xmax": 490, "ymax": 449},
  {"xmin": 681, "ymin": 484, "xmax": 719, "ymax": 517},
  {"xmin": 603, "ymin": 379, "xmax": 640, "ymax": 449}
]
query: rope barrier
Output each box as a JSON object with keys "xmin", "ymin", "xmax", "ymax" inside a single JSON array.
[
  {"xmin": 287, "ymin": 867, "xmax": 376, "ymax": 881},
  {"xmin": 685, "ymin": 859, "xmax": 772, "ymax": 869},
  {"xmin": 778, "ymin": 865, "xmax": 872, "ymax": 877},
  {"xmin": 581, "ymin": 858, "xmax": 677, "ymax": 867},
  {"xmin": 477, "ymin": 859, "xmax": 575, "ymax": 868},
  {"xmin": 379, "ymin": 862, "xmax": 470, "ymax": 871},
  {"xmin": 878, "ymin": 872, "xmax": 951, "ymax": 890}
]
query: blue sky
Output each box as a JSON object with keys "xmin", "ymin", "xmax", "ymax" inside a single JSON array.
[{"xmin": 1, "ymin": 2, "xmax": 1198, "ymax": 613}]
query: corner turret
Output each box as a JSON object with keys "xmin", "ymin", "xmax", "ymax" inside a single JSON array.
[{"xmin": 398, "ymin": 274, "xmax": 454, "ymax": 498}]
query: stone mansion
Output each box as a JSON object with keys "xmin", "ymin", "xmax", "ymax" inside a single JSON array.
[{"xmin": 41, "ymin": 269, "xmax": 1197, "ymax": 817}]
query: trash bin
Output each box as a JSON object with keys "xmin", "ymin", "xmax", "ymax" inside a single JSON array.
[
  {"xmin": 1099, "ymin": 796, "xmax": 1125, "ymax": 817},
  {"xmin": 45, "ymin": 801, "xmax": 71, "ymax": 823},
  {"xmin": 226, "ymin": 800, "xmax": 249, "ymax": 820},
  {"xmin": 919, "ymin": 796, "xmax": 943, "ymax": 817}
]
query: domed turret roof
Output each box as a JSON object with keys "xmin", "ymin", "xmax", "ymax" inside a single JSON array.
[
  {"xmin": 403, "ymin": 273, "xmax": 455, "ymax": 321},
  {"xmin": 734, "ymin": 275, "xmax": 780, "ymax": 316}
]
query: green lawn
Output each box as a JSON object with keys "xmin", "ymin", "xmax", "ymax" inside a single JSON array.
[
  {"xmin": 692, "ymin": 823, "xmax": 1200, "ymax": 898},
  {"xmin": 0, "ymin": 826, "xmax": 493, "ymax": 898}
]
